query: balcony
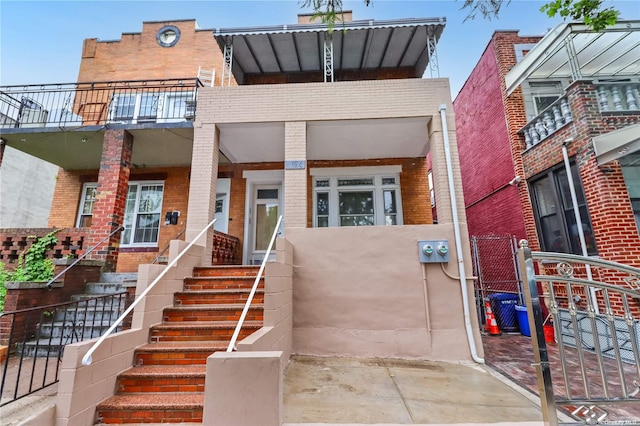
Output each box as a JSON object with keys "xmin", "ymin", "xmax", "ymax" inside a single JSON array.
[
  {"xmin": 596, "ymin": 82, "xmax": 640, "ymax": 113},
  {"xmin": 0, "ymin": 78, "xmax": 203, "ymax": 129},
  {"xmin": 520, "ymin": 95, "xmax": 573, "ymax": 149}
]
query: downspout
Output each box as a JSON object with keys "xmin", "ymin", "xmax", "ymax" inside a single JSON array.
[
  {"xmin": 561, "ymin": 141, "xmax": 598, "ymax": 313},
  {"xmin": 438, "ymin": 104, "xmax": 484, "ymax": 364}
]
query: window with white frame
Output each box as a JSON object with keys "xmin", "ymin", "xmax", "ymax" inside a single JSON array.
[
  {"xmin": 529, "ymin": 82, "xmax": 563, "ymax": 115},
  {"xmin": 77, "ymin": 183, "xmax": 98, "ymax": 227},
  {"xmin": 312, "ymin": 167, "xmax": 403, "ymax": 227},
  {"xmin": 121, "ymin": 182, "xmax": 164, "ymax": 246},
  {"xmin": 109, "ymin": 91, "xmax": 193, "ymax": 124},
  {"xmin": 76, "ymin": 181, "xmax": 164, "ymax": 246}
]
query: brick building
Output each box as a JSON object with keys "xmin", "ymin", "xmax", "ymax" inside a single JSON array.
[
  {"xmin": 1, "ymin": 14, "xmax": 489, "ymax": 424},
  {"xmin": 455, "ymin": 21, "xmax": 640, "ymax": 269}
]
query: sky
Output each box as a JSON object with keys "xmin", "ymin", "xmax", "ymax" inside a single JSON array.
[{"xmin": 1, "ymin": 0, "xmax": 639, "ymax": 97}]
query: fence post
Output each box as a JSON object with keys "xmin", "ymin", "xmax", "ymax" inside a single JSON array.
[{"xmin": 518, "ymin": 239, "xmax": 559, "ymax": 426}]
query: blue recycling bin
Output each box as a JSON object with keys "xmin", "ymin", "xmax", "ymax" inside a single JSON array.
[
  {"xmin": 488, "ymin": 293, "xmax": 520, "ymax": 333},
  {"xmin": 515, "ymin": 305, "xmax": 530, "ymax": 337}
]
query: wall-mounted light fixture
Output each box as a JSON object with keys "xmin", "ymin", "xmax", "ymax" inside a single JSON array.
[{"xmin": 509, "ymin": 175, "xmax": 522, "ymax": 186}]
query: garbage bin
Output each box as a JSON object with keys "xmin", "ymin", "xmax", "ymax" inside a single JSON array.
[
  {"xmin": 515, "ymin": 305, "xmax": 530, "ymax": 337},
  {"xmin": 488, "ymin": 293, "xmax": 520, "ymax": 332}
]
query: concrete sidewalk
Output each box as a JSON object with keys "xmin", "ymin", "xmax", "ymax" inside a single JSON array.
[{"xmin": 283, "ymin": 356, "xmax": 544, "ymax": 425}]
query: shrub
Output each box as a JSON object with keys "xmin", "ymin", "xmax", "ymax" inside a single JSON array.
[{"xmin": 0, "ymin": 230, "xmax": 59, "ymax": 312}]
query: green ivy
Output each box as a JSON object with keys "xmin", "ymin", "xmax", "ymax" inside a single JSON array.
[{"xmin": 0, "ymin": 230, "xmax": 59, "ymax": 313}]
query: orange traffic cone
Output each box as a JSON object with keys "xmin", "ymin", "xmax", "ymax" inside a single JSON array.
[{"xmin": 485, "ymin": 300, "xmax": 501, "ymax": 335}]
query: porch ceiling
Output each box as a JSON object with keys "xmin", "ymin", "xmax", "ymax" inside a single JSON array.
[
  {"xmin": 217, "ymin": 117, "xmax": 430, "ymax": 163},
  {"xmin": 505, "ymin": 20, "xmax": 640, "ymax": 95},
  {"xmin": 1, "ymin": 126, "xmax": 194, "ymax": 170},
  {"xmin": 213, "ymin": 18, "xmax": 445, "ymax": 82}
]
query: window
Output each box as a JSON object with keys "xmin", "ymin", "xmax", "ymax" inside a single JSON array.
[
  {"xmin": 77, "ymin": 183, "xmax": 98, "ymax": 227},
  {"xmin": 529, "ymin": 82, "xmax": 563, "ymax": 115},
  {"xmin": 312, "ymin": 167, "xmax": 402, "ymax": 227},
  {"xmin": 109, "ymin": 92, "xmax": 193, "ymax": 124},
  {"xmin": 530, "ymin": 163, "xmax": 597, "ymax": 255},
  {"xmin": 76, "ymin": 181, "xmax": 164, "ymax": 246},
  {"xmin": 620, "ymin": 153, "xmax": 640, "ymax": 235},
  {"xmin": 121, "ymin": 183, "xmax": 164, "ymax": 246}
]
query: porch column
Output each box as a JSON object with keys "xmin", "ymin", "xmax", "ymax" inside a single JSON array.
[
  {"xmin": 89, "ymin": 129, "xmax": 132, "ymax": 271},
  {"xmin": 186, "ymin": 122, "xmax": 219, "ymax": 265},
  {"xmin": 284, "ymin": 121, "xmax": 307, "ymax": 229},
  {"xmin": 428, "ymin": 107, "xmax": 467, "ymax": 225}
]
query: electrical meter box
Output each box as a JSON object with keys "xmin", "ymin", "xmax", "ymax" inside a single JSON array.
[{"xmin": 418, "ymin": 240, "xmax": 450, "ymax": 263}]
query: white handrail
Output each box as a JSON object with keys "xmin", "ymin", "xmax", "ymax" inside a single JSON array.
[
  {"xmin": 81, "ymin": 218, "xmax": 217, "ymax": 365},
  {"xmin": 227, "ymin": 215, "xmax": 283, "ymax": 352}
]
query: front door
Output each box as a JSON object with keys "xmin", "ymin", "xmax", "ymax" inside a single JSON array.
[
  {"xmin": 214, "ymin": 178, "xmax": 230, "ymax": 234},
  {"xmin": 249, "ymin": 185, "xmax": 281, "ymax": 264}
]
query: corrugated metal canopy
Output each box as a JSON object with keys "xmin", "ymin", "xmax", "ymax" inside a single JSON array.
[
  {"xmin": 505, "ymin": 20, "xmax": 640, "ymax": 95},
  {"xmin": 213, "ymin": 17, "xmax": 446, "ymax": 82}
]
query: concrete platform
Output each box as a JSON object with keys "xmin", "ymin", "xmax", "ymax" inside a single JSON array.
[{"xmin": 283, "ymin": 356, "xmax": 544, "ymax": 425}]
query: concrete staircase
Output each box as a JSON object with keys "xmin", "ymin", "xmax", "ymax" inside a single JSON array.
[
  {"xmin": 18, "ymin": 273, "xmax": 136, "ymax": 357},
  {"xmin": 95, "ymin": 265, "xmax": 263, "ymax": 424}
]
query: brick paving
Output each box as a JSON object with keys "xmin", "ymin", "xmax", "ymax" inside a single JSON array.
[{"xmin": 483, "ymin": 333, "xmax": 640, "ymax": 423}]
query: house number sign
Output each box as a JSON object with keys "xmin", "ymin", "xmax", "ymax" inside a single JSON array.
[{"xmin": 285, "ymin": 160, "xmax": 306, "ymax": 170}]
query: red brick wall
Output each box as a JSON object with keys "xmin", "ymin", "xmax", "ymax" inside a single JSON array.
[
  {"xmin": 454, "ymin": 34, "xmax": 533, "ymax": 240},
  {"xmin": 521, "ymin": 80, "xmax": 640, "ymax": 267},
  {"xmin": 245, "ymin": 67, "xmax": 417, "ymax": 85},
  {"xmin": 47, "ymin": 158, "xmax": 430, "ymax": 272},
  {"xmin": 77, "ymin": 20, "xmax": 227, "ymax": 85}
]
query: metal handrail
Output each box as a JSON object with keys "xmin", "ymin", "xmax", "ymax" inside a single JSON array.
[
  {"xmin": 152, "ymin": 228, "xmax": 186, "ymax": 264},
  {"xmin": 227, "ymin": 215, "xmax": 283, "ymax": 352},
  {"xmin": 46, "ymin": 226, "xmax": 124, "ymax": 289},
  {"xmin": 81, "ymin": 218, "xmax": 217, "ymax": 365}
]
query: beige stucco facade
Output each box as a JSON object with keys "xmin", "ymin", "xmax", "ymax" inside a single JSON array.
[{"xmin": 54, "ymin": 77, "xmax": 478, "ymax": 425}]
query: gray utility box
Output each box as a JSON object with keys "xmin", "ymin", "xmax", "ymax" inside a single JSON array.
[{"xmin": 418, "ymin": 240, "xmax": 450, "ymax": 263}]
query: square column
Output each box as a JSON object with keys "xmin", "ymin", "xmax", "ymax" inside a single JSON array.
[
  {"xmin": 428, "ymin": 107, "xmax": 467, "ymax": 225},
  {"xmin": 284, "ymin": 121, "xmax": 307, "ymax": 229},
  {"xmin": 186, "ymin": 122, "xmax": 220, "ymax": 265},
  {"xmin": 89, "ymin": 129, "xmax": 132, "ymax": 271}
]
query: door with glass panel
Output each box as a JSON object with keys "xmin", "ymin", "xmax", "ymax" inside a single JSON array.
[{"xmin": 250, "ymin": 185, "xmax": 281, "ymax": 264}]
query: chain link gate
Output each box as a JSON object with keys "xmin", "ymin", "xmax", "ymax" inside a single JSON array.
[{"xmin": 472, "ymin": 235, "xmax": 523, "ymax": 333}]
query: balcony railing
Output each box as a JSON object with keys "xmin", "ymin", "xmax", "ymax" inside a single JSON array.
[
  {"xmin": 596, "ymin": 82, "xmax": 640, "ymax": 113},
  {"xmin": 521, "ymin": 95, "xmax": 573, "ymax": 149},
  {"xmin": 0, "ymin": 78, "xmax": 203, "ymax": 129}
]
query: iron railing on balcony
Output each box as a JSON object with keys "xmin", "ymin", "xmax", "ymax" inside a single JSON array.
[
  {"xmin": 521, "ymin": 95, "xmax": 573, "ymax": 149},
  {"xmin": 0, "ymin": 78, "xmax": 203, "ymax": 129},
  {"xmin": 0, "ymin": 292, "xmax": 131, "ymax": 406},
  {"xmin": 596, "ymin": 82, "xmax": 640, "ymax": 113}
]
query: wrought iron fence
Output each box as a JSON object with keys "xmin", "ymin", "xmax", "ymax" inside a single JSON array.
[
  {"xmin": 0, "ymin": 292, "xmax": 130, "ymax": 406},
  {"xmin": 0, "ymin": 78, "xmax": 203, "ymax": 128},
  {"xmin": 518, "ymin": 241, "xmax": 640, "ymax": 425}
]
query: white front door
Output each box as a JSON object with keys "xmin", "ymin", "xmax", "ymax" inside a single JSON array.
[
  {"xmin": 214, "ymin": 178, "xmax": 230, "ymax": 234},
  {"xmin": 249, "ymin": 185, "xmax": 282, "ymax": 264}
]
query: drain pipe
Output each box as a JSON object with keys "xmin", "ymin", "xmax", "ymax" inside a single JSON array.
[
  {"xmin": 562, "ymin": 140, "xmax": 598, "ymax": 313},
  {"xmin": 438, "ymin": 104, "xmax": 484, "ymax": 364}
]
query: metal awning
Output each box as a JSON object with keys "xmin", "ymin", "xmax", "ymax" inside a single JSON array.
[
  {"xmin": 593, "ymin": 123, "xmax": 640, "ymax": 165},
  {"xmin": 505, "ymin": 20, "xmax": 640, "ymax": 95},
  {"xmin": 213, "ymin": 17, "xmax": 446, "ymax": 83}
]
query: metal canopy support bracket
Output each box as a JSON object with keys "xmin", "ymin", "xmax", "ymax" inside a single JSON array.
[
  {"xmin": 427, "ymin": 31, "xmax": 440, "ymax": 78},
  {"xmin": 323, "ymin": 34, "xmax": 334, "ymax": 83},
  {"xmin": 222, "ymin": 39, "xmax": 234, "ymax": 87},
  {"xmin": 564, "ymin": 35, "xmax": 582, "ymax": 81}
]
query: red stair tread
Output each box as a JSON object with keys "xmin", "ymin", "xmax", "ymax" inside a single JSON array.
[
  {"xmin": 99, "ymin": 392, "xmax": 204, "ymax": 409},
  {"xmin": 165, "ymin": 303, "xmax": 262, "ymax": 310},
  {"xmin": 137, "ymin": 341, "xmax": 228, "ymax": 351},
  {"xmin": 119, "ymin": 365, "xmax": 206, "ymax": 377},
  {"xmin": 153, "ymin": 320, "xmax": 262, "ymax": 329}
]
